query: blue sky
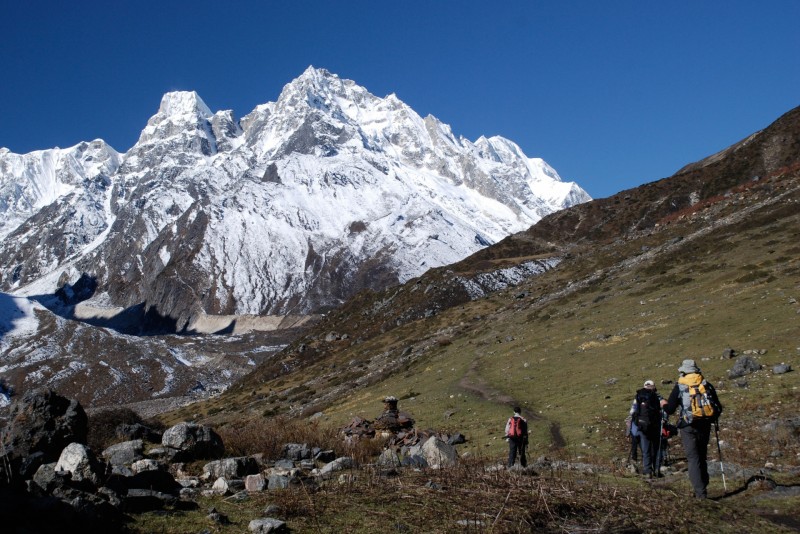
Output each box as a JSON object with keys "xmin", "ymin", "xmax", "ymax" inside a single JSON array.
[{"xmin": 1, "ymin": 1, "xmax": 798, "ymax": 199}]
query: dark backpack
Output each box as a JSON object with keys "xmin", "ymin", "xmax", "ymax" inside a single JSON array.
[{"xmin": 634, "ymin": 389, "xmax": 661, "ymax": 434}]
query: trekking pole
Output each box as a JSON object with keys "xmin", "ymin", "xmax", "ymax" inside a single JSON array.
[
  {"xmin": 714, "ymin": 420, "xmax": 727, "ymax": 492},
  {"xmin": 655, "ymin": 412, "xmax": 664, "ymax": 476}
]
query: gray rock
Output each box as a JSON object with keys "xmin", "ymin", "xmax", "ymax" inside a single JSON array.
[
  {"xmin": 55, "ymin": 442, "xmax": 105, "ymax": 486},
  {"xmin": 32, "ymin": 462, "xmax": 64, "ymax": 493},
  {"xmin": 273, "ymin": 458, "xmax": 295, "ymax": 470},
  {"xmin": 401, "ymin": 455, "xmax": 428, "ymax": 468},
  {"xmin": 249, "ymin": 518, "xmax": 288, "ymax": 533},
  {"xmin": 202, "ymin": 456, "xmax": 259, "ymax": 480},
  {"xmin": 312, "ymin": 457, "xmax": 355, "ymax": 478},
  {"xmin": 245, "ymin": 473, "xmax": 266, "ymax": 491},
  {"xmin": 176, "ymin": 476, "xmax": 201, "ymax": 488},
  {"xmin": 268, "ymin": 474, "xmax": 291, "ymax": 490},
  {"xmin": 377, "ymin": 449, "xmax": 401, "ymax": 467},
  {"xmin": 210, "ymin": 477, "xmax": 231, "ymax": 495},
  {"xmin": 729, "ymin": 355, "xmax": 761, "ymax": 378},
  {"xmin": 161, "ymin": 422, "xmax": 224, "ymax": 460},
  {"xmin": 282, "ymin": 443, "xmax": 311, "ymax": 461},
  {"xmin": 102, "ymin": 439, "xmax": 144, "ymax": 466},
  {"xmin": 773, "ymin": 364, "xmax": 792, "ymax": 375},
  {"xmin": 420, "ymin": 436, "xmax": 458, "ymax": 468},
  {"xmin": 131, "ymin": 459, "xmax": 161, "ymax": 474}
]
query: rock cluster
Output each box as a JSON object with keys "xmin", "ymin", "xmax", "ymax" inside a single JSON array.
[{"xmin": 2, "ymin": 389, "xmax": 468, "ymax": 531}]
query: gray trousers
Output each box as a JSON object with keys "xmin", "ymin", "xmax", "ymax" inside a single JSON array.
[{"xmin": 680, "ymin": 421, "xmax": 712, "ymax": 498}]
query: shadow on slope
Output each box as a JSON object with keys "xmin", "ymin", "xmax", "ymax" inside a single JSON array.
[{"xmin": 0, "ymin": 291, "xmax": 29, "ymax": 343}]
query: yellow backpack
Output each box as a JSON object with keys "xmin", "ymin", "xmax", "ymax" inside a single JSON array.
[{"xmin": 678, "ymin": 374, "xmax": 720, "ymax": 424}]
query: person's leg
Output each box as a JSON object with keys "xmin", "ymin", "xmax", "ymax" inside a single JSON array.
[
  {"xmin": 681, "ymin": 426, "xmax": 706, "ymax": 498},
  {"xmin": 520, "ymin": 442, "xmax": 527, "ymax": 467},
  {"xmin": 697, "ymin": 422, "xmax": 711, "ymax": 490},
  {"xmin": 652, "ymin": 431, "xmax": 662, "ymax": 476},
  {"xmin": 508, "ymin": 439, "xmax": 518, "ymax": 467},
  {"xmin": 639, "ymin": 432, "xmax": 653, "ymax": 475}
]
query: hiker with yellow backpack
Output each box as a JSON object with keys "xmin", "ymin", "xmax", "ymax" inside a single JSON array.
[{"xmin": 661, "ymin": 359, "xmax": 723, "ymax": 499}]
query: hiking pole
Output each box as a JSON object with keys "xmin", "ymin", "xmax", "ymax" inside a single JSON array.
[
  {"xmin": 714, "ymin": 420, "xmax": 727, "ymax": 492},
  {"xmin": 655, "ymin": 412, "xmax": 664, "ymax": 477}
]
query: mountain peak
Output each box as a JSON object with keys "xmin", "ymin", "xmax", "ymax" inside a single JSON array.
[{"xmin": 157, "ymin": 91, "xmax": 213, "ymax": 120}]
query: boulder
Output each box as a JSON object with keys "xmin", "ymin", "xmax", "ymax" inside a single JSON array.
[
  {"xmin": 32, "ymin": 462, "xmax": 67, "ymax": 493},
  {"xmin": 4, "ymin": 389, "xmax": 88, "ymax": 463},
  {"xmin": 131, "ymin": 459, "xmax": 161, "ymax": 474},
  {"xmin": 729, "ymin": 355, "xmax": 762, "ymax": 378},
  {"xmin": 54, "ymin": 443, "xmax": 105, "ymax": 487},
  {"xmin": 401, "ymin": 455, "xmax": 428, "ymax": 468},
  {"xmin": 249, "ymin": 518, "xmax": 288, "ymax": 533},
  {"xmin": 312, "ymin": 457, "xmax": 354, "ymax": 479},
  {"xmin": 282, "ymin": 443, "xmax": 311, "ymax": 461},
  {"xmin": 49, "ymin": 485, "xmax": 125, "ymax": 529},
  {"xmin": 268, "ymin": 474, "xmax": 291, "ymax": 490},
  {"xmin": 420, "ymin": 436, "xmax": 458, "ymax": 468},
  {"xmin": 376, "ymin": 449, "xmax": 401, "ymax": 467},
  {"xmin": 773, "ymin": 364, "xmax": 792, "ymax": 375},
  {"xmin": 210, "ymin": 477, "xmax": 232, "ymax": 495},
  {"xmin": 161, "ymin": 422, "xmax": 224, "ymax": 460},
  {"xmin": 102, "ymin": 439, "xmax": 144, "ymax": 467},
  {"xmin": 202, "ymin": 456, "xmax": 260, "ymax": 480},
  {"xmin": 245, "ymin": 473, "xmax": 267, "ymax": 492},
  {"xmin": 273, "ymin": 459, "xmax": 295, "ymax": 470}
]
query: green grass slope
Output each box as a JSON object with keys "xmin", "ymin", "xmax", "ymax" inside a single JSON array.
[{"xmin": 154, "ymin": 106, "xmax": 800, "ymax": 532}]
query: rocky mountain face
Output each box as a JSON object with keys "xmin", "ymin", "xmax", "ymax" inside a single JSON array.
[{"xmin": 0, "ymin": 67, "xmax": 590, "ymax": 332}]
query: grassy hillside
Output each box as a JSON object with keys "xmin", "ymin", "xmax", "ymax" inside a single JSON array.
[{"xmin": 150, "ymin": 107, "xmax": 800, "ymax": 532}]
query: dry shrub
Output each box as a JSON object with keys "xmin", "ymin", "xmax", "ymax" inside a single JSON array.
[
  {"xmin": 218, "ymin": 416, "xmax": 395, "ymax": 465},
  {"xmin": 217, "ymin": 416, "xmax": 339, "ymax": 459},
  {"xmin": 87, "ymin": 407, "xmax": 142, "ymax": 451},
  {"xmin": 339, "ymin": 434, "xmax": 389, "ymax": 465}
]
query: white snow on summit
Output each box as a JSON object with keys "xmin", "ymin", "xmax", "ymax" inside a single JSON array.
[{"xmin": 0, "ymin": 66, "xmax": 591, "ymax": 322}]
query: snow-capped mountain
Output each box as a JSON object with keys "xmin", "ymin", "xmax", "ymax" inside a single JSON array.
[{"xmin": 0, "ymin": 67, "xmax": 590, "ymax": 331}]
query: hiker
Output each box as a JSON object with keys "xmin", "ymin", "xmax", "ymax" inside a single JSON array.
[
  {"xmin": 661, "ymin": 359, "xmax": 723, "ymax": 499},
  {"xmin": 629, "ymin": 380, "xmax": 663, "ymax": 477},
  {"xmin": 505, "ymin": 406, "xmax": 528, "ymax": 467}
]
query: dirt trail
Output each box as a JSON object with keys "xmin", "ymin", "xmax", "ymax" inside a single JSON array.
[{"xmin": 458, "ymin": 359, "xmax": 565, "ymax": 449}]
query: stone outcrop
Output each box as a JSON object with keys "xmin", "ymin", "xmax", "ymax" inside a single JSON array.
[
  {"xmin": 3, "ymin": 388, "xmax": 87, "ymax": 465},
  {"xmin": 1, "ymin": 390, "xmax": 468, "ymax": 531}
]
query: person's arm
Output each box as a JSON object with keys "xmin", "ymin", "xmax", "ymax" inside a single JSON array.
[
  {"xmin": 504, "ymin": 418, "xmax": 511, "ymax": 436},
  {"xmin": 661, "ymin": 384, "xmax": 680, "ymax": 414},
  {"xmin": 707, "ymin": 382, "xmax": 723, "ymax": 415}
]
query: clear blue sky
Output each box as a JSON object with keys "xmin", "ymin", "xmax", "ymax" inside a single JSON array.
[{"xmin": 2, "ymin": 1, "xmax": 798, "ymax": 199}]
